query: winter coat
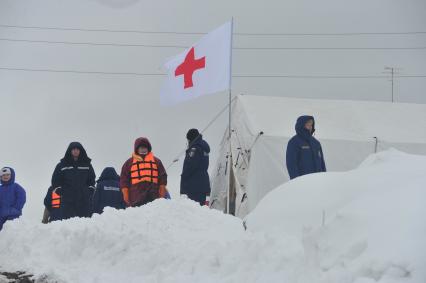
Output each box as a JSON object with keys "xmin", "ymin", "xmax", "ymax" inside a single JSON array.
[
  {"xmin": 120, "ymin": 137, "xmax": 167, "ymax": 207},
  {"xmin": 51, "ymin": 142, "xmax": 96, "ymax": 218},
  {"xmin": 93, "ymin": 167, "xmax": 125, "ymax": 214},
  {"xmin": 43, "ymin": 186, "xmax": 62, "ymax": 222},
  {"xmin": 286, "ymin": 116, "xmax": 326, "ymax": 180},
  {"xmin": 0, "ymin": 167, "xmax": 26, "ymax": 230},
  {"xmin": 180, "ymin": 136, "xmax": 211, "ymax": 197}
]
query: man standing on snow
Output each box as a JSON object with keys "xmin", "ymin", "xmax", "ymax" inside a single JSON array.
[
  {"xmin": 0, "ymin": 167, "xmax": 26, "ymax": 231},
  {"xmin": 120, "ymin": 137, "xmax": 168, "ymax": 207},
  {"xmin": 286, "ymin": 116, "xmax": 326, "ymax": 180},
  {"xmin": 51, "ymin": 142, "xmax": 96, "ymax": 219},
  {"xmin": 180, "ymin": 129, "xmax": 211, "ymax": 206}
]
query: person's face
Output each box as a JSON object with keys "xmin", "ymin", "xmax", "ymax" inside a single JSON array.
[
  {"xmin": 137, "ymin": 146, "xmax": 148, "ymax": 155},
  {"xmin": 304, "ymin": 120, "xmax": 314, "ymax": 133},
  {"xmin": 1, "ymin": 174, "xmax": 11, "ymax": 182},
  {"xmin": 71, "ymin": 148, "xmax": 81, "ymax": 159}
]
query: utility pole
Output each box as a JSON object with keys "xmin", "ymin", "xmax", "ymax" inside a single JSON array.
[{"xmin": 383, "ymin": 66, "xmax": 402, "ymax": 102}]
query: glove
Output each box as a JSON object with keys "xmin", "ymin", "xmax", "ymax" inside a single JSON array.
[
  {"xmin": 122, "ymin": 187, "xmax": 130, "ymax": 207},
  {"xmin": 204, "ymin": 196, "xmax": 210, "ymax": 206}
]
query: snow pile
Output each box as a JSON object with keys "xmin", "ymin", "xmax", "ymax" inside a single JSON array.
[
  {"xmin": 246, "ymin": 149, "xmax": 426, "ymax": 283},
  {"xmin": 0, "ymin": 149, "xmax": 425, "ymax": 283},
  {"xmin": 0, "ymin": 199, "xmax": 303, "ymax": 283}
]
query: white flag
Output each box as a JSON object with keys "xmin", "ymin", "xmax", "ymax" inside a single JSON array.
[{"xmin": 160, "ymin": 21, "xmax": 232, "ymax": 105}]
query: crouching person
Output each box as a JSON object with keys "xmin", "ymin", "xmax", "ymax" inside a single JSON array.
[
  {"xmin": 93, "ymin": 167, "xmax": 125, "ymax": 214},
  {"xmin": 42, "ymin": 186, "xmax": 62, "ymax": 223},
  {"xmin": 120, "ymin": 137, "xmax": 168, "ymax": 207},
  {"xmin": 0, "ymin": 167, "xmax": 26, "ymax": 231}
]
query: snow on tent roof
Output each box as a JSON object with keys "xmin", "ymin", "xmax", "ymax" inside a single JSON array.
[{"xmin": 239, "ymin": 94, "xmax": 426, "ymax": 143}]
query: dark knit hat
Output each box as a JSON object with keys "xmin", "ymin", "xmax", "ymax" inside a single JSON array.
[{"xmin": 186, "ymin": 128, "xmax": 201, "ymax": 142}]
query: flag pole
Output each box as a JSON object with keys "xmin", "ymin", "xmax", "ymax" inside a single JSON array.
[{"xmin": 227, "ymin": 17, "xmax": 234, "ymax": 215}]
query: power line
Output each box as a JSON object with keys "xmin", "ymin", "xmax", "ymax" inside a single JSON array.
[
  {"xmin": 1, "ymin": 24, "xmax": 426, "ymax": 37},
  {"xmin": 1, "ymin": 67, "xmax": 426, "ymax": 78},
  {"xmin": 0, "ymin": 38, "xmax": 188, "ymax": 48},
  {"xmin": 1, "ymin": 37, "xmax": 426, "ymax": 50}
]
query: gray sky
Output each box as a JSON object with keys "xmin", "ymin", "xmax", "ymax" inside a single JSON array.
[{"xmin": 0, "ymin": 0, "xmax": 425, "ymax": 219}]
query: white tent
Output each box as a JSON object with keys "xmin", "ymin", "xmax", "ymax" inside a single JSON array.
[{"xmin": 210, "ymin": 94, "xmax": 426, "ymax": 218}]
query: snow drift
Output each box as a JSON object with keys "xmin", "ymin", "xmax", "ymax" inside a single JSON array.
[
  {"xmin": 246, "ymin": 149, "xmax": 426, "ymax": 283},
  {"xmin": 0, "ymin": 150, "xmax": 425, "ymax": 283}
]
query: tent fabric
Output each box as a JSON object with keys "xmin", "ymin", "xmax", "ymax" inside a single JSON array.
[{"xmin": 210, "ymin": 94, "xmax": 426, "ymax": 218}]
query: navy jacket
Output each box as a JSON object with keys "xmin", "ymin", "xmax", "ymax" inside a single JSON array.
[
  {"xmin": 0, "ymin": 167, "xmax": 26, "ymax": 230},
  {"xmin": 51, "ymin": 142, "xmax": 96, "ymax": 218},
  {"xmin": 286, "ymin": 116, "xmax": 326, "ymax": 179},
  {"xmin": 180, "ymin": 136, "xmax": 211, "ymax": 196},
  {"xmin": 93, "ymin": 167, "xmax": 125, "ymax": 214},
  {"xmin": 43, "ymin": 186, "xmax": 63, "ymax": 222}
]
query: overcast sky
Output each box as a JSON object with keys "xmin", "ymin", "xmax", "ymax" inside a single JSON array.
[{"xmin": 1, "ymin": 0, "xmax": 425, "ymax": 219}]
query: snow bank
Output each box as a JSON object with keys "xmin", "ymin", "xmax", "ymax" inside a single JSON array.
[
  {"xmin": 246, "ymin": 149, "xmax": 426, "ymax": 283},
  {"xmin": 0, "ymin": 199, "xmax": 304, "ymax": 283},
  {"xmin": 0, "ymin": 150, "xmax": 425, "ymax": 283}
]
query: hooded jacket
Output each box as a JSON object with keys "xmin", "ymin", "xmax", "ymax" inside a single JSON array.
[
  {"xmin": 0, "ymin": 167, "xmax": 26, "ymax": 230},
  {"xmin": 93, "ymin": 167, "xmax": 125, "ymax": 213},
  {"xmin": 51, "ymin": 142, "xmax": 96, "ymax": 216},
  {"xmin": 120, "ymin": 137, "xmax": 167, "ymax": 206},
  {"xmin": 286, "ymin": 116, "xmax": 326, "ymax": 179},
  {"xmin": 180, "ymin": 135, "xmax": 211, "ymax": 196}
]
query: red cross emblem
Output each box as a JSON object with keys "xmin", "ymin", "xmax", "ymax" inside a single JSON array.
[{"xmin": 175, "ymin": 47, "xmax": 206, "ymax": 89}]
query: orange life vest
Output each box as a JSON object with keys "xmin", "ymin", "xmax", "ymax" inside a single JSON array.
[
  {"xmin": 130, "ymin": 152, "xmax": 159, "ymax": 185},
  {"xmin": 51, "ymin": 191, "xmax": 61, "ymax": 208}
]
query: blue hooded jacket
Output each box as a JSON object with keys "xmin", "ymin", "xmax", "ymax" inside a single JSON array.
[
  {"xmin": 286, "ymin": 116, "xmax": 326, "ymax": 179},
  {"xmin": 180, "ymin": 136, "xmax": 211, "ymax": 196},
  {"xmin": 0, "ymin": 167, "xmax": 26, "ymax": 230},
  {"xmin": 93, "ymin": 167, "xmax": 125, "ymax": 214}
]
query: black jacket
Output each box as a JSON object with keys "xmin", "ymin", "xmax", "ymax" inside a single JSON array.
[
  {"xmin": 180, "ymin": 136, "xmax": 211, "ymax": 196},
  {"xmin": 51, "ymin": 142, "xmax": 96, "ymax": 207},
  {"xmin": 93, "ymin": 167, "xmax": 125, "ymax": 214}
]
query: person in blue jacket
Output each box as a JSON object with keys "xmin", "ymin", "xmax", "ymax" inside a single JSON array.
[
  {"xmin": 93, "ymin": 167, "xmax": 125, "ymax": 214},
  {"xmin": 286, "ymin": 116, "xmax": 326, "ymax": 180},
  {"xmin": 180, "ymin": 129, "xmax": 211, "ymax": 206},
  {"xmin": 0, "ymin": 167, "xmax": 26, "ymax": 231}
]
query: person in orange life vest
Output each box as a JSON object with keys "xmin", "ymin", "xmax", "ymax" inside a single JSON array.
[
  {"xmin": 42, "ymin": 186, "xmax": 62, "ymax": 223},
  {"xmin": 119, "ymin": 137, "xmax": 168, "ymax": 207}
]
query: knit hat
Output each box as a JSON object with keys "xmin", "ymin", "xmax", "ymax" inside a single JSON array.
[
  {"xmin": 0, "ymin": 167, "xmax": 11, "ymax": 177},
  {"xmin": 186, "ymin": 128, "xmax": 201, "ymax": 142}
]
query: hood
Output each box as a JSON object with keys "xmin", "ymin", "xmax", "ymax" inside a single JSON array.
[
  {"xmin": 191, "ymin": 136, "xmax": 210, "ymax": 153},
  {"xmin": 98, "ymin": 167, "xmax": 120, "ymax": 182},
  {"xmin": 134, "ymin": 137, "xmax": 152, "ymax": 153},
  {"xmin": 295, "ymin": 116, "xmax": 315, "ymax": 140},
  {"xmin": 62, "ymin": 142, "xmax": 91, "ymax": 164},
  {"xmin": 0, "ymin": 167, "xmax": 15, "ymax": 185}
]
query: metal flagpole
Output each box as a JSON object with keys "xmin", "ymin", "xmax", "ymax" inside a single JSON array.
[{"xmin": 226, "ymin": 18, "xmax": 234, "ymax": 214}]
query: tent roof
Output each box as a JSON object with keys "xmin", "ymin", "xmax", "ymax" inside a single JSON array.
[{"xmin": 237, "ymin": 95, "xmax": 426, "ymax": 143}]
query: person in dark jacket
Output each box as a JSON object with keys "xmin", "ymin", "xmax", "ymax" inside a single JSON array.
[
  {"xmin": 286, "ymin": 116, "xmax": 326, "ymax": 180},
  {"xmin": 0, "ymin": 167, "xmax": 26, "ymax": 231},
  {"xmin": 42, "ymin": 186, "xmax": 62, "ymax": 223},
  {"xmin": 180, "ymin": 129, "xmax": 211, "ymax": 205},
  {"xmin": 120, "ymin": 137, "xmax": 168, "ymax": 207},
  {"xmin": 93, "ymin": 167, "xmax": 125, "ymax": 214},
  {"xmin": 51, "ymin": 142, "xmax": 96, "ymax": 220}
]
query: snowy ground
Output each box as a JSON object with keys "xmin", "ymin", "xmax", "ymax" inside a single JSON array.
[{"xmin": 0, "ymin": 149, "xmax": 425, "ymax": 283}]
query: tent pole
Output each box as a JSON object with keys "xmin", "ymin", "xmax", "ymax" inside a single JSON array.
[{"xmin": 227, "ymin": 17, "xmax": 234, "ymax": 215}]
